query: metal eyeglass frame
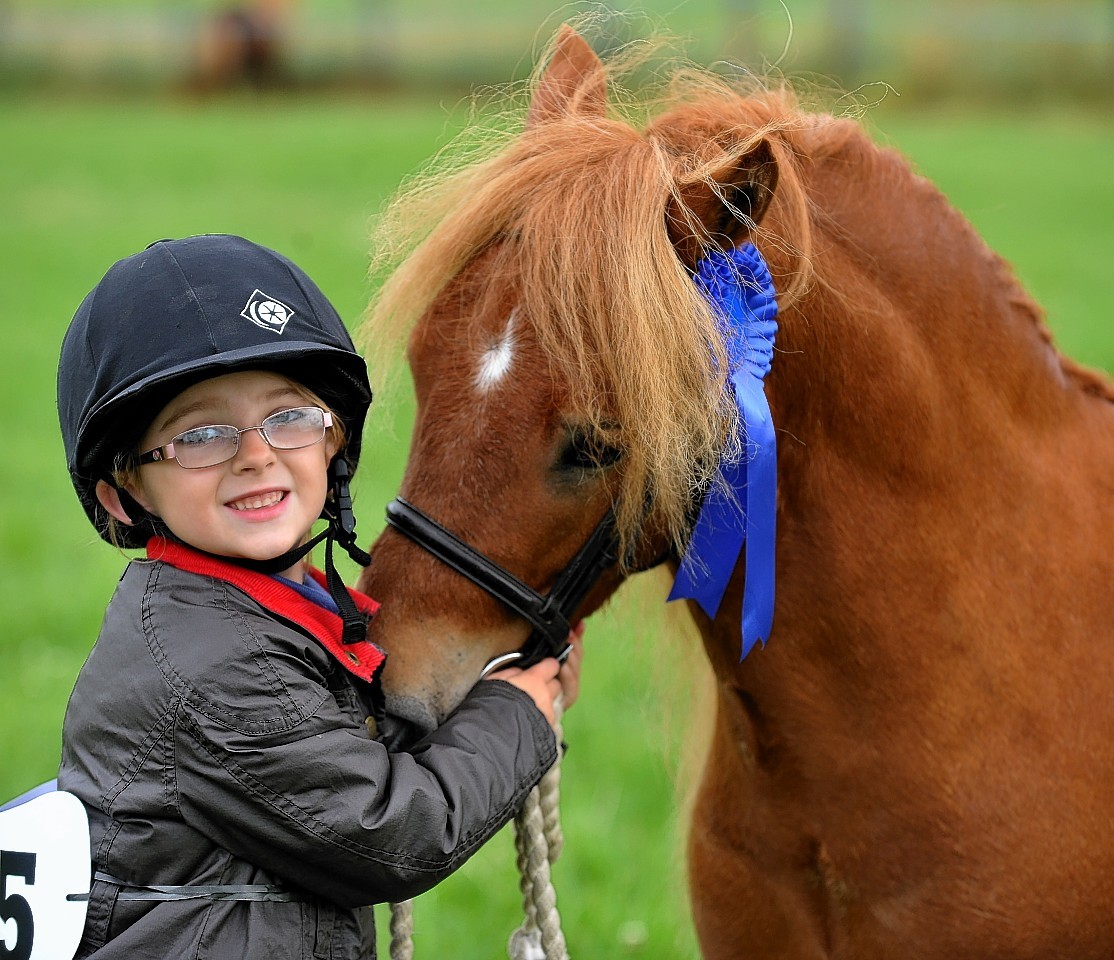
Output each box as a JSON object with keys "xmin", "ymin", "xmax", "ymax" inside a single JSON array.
[{"xmin": 137, "ymin": 406, "xmax": 333, "ymax": 469}]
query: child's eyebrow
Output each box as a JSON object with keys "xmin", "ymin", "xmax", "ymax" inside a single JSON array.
[
  {"xmin": 156, "ymin": 401, "xmax": 212, "ymax": 435},
  {"xmin": 157, "ymin": 387, "xmax": 306, "ymax": 435}
]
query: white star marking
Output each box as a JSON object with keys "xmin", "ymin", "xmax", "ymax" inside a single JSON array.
[{"xmin": 475, "ymin": 309, "xmax": 517, "ymax": 392}]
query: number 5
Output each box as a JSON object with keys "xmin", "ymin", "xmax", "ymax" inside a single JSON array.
[{"xmin": 0, "ymin": 851, "xmax": 36, "ymax": 960}]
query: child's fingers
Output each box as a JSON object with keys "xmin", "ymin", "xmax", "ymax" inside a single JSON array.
[
  {"xmin": 558, "ymin": 621, "xmax": 585, "ymax": 708},
  {"xmin": 485, "ymin": 657, "xmax": 562, "ymax": 726}
]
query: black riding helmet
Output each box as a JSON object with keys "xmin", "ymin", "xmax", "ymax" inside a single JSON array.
[{"xmin": 58, "ymin": 234, "xmax": 374, "ymax": 638}]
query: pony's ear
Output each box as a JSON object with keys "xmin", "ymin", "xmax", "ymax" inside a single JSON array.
[
  {"xmin": 666, "ymin": 139, "xmax": 779, "ymax": 269},
  {"xmin": 526, "ymin": 25, "xmax": 607, "ymax": 128}
]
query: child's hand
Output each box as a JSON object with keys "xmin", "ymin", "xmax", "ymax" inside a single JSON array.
[
  {"xmin": 557, "ymin": 620, "xmax": 585, "ymax": 710},
  {"xmin": 487, "ymin": 620, "xmax": 585, "ymax": 727},
  {"xmin": 488, "ymin": 658, "xmax": 562, "ymax": 726}
]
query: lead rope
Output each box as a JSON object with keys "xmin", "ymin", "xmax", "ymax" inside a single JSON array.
[
  {"xmin": 508, "ymin": 702, "xmax": 568, "ymax": 960},
  {"xmin": 388, "ymin": 899, "xmax": 414, "ymax": 960},
  {"xmin": 386, "ymin": 705, "xmax": 568, "ymax": 960}
]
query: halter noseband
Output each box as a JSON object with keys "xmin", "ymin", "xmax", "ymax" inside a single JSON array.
[{"xmin": 384, "ymin": 497, "xmax": 626, "ymax": 672}]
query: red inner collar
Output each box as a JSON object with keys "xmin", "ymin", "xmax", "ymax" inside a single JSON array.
[{"xmin": 146, "ymin": 537, "xmax": 384, "ymax": 683}]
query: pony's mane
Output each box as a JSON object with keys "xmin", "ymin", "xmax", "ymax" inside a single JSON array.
[{"xmin": 364, "ymin": 48, "xmax": 822, "ymax": 553}]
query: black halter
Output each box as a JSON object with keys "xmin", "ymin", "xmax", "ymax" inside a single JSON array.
[{"xmin": 384, "ymin": 497, "xmax": 625, "ymax": 671}]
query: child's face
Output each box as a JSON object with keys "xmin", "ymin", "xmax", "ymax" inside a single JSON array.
[{"xmin": 127, "ymin": 370, "xmax": 339, "ymax": 577}]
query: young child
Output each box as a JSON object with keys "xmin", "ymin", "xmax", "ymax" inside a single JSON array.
[{"xmin": 56, "ymin": 234, "xmax": 581, "ymax": 959}]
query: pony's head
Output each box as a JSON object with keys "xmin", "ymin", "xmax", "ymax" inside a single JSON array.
[{"xmin": 360, "ymin": 26, "xmax": 813, "ymax": 732}]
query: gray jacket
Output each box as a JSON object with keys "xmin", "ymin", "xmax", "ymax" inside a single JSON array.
[{"xmin": 59, "ymin": 545, "xmax": 557, "ymax": 959}]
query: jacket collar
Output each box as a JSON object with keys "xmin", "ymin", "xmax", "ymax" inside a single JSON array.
[{"xmin": 146, "ymin": 536, "xmax": 385, "ymax": 684}]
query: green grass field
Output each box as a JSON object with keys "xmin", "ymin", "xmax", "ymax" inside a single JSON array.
[{"xmin": 1, "ymin": 89, "xmax": 1111, "ymax": 959}]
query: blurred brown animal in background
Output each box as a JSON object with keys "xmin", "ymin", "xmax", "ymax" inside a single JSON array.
[{"xmin": 190, "ymin": 0, "xmax": 290, "ymax": 93}]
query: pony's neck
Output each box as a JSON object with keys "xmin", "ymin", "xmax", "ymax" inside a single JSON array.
[{"xmin": 770, "ymin": 123, "xmax": 1071, "ymax": 468}]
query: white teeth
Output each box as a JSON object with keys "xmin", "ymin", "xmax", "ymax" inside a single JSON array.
[{"xmin": 230, "ymin": 491, "xmax": 284, "ymax": 511}]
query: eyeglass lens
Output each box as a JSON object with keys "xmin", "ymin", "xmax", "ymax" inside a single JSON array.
[{"xmin": 173, "ymin": 406, "xmax": 327, "ymax": 468}]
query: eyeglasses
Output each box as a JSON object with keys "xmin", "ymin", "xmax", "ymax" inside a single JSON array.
[{"xmin": 138, "ymin": 406, "xmax": 333, "ymax": 469}]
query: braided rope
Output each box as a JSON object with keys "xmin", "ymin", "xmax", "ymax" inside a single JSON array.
[
  {"xmin": 388, "ymin": 899, "xmax": 414, "ymax": 960},
  {"xmin": 509, "ymin": 709, "xmax": 568, "ymax": 960}
]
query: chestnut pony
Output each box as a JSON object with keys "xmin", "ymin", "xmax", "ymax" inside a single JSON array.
[{"xmin": 359, "ymin": 25, "xmax": 1114, "ymax": 959}]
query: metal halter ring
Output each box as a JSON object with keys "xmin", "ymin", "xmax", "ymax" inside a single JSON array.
[
  {"xmin": 478, "ymin": 640, "xmax": 576, "ymax": 680},
  {"xmin": 479, "ymin": 651, "xmax": 525, "ymax": 679}
]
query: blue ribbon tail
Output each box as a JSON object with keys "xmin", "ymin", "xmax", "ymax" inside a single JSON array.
[
  {"xmin": 667, "ymin": 453, "xmax": 746, "ymax": 620},
  {"xmin": 669, "ymin": 370, "xmax": 777, "ymax": 659},
  {"xmin": 737, "ymin": 375, "xmax": 777, "ymax": 658}
]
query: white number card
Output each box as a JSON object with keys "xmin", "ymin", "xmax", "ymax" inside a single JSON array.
[{"xmin": 0, "ymin": 789, "xmax": 89, "ymax": 960}]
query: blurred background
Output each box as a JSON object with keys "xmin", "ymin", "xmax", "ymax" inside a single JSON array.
[
  {"xmin": 2, "ymin": 2, "xmax": 1111, "ymax": 958},
  {"xmin": 2, "ymin": 0, "xmax": 1113, "ymax": 102}
]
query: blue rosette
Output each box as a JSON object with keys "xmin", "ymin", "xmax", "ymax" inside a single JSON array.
[{"xmin": 667, "ymin": 242, "xmax": 779, "ymax": 659}]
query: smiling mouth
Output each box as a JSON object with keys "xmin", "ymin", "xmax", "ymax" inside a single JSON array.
[{"xmin": 229, "ymin": 491, "xmax": 286, "ymax": 511}]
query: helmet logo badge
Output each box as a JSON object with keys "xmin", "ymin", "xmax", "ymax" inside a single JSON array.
[{"xmin": 241, "ymin": 289, "xmax": 294, "ymax": 335}]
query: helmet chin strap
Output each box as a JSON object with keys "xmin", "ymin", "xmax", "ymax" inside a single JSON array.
[{"xmin": 115, "ymin": 457, "xmax": 372, "ymax": 646}]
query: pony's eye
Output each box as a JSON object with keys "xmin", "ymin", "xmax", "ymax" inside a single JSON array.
[{"xmin": 558, "ymin": 429, "xmax": 624, "ymax": 472}]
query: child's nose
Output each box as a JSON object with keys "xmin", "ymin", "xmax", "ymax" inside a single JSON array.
[{"xmin": 232, "ymin": 426, "xmax": 274, "ymax": 467}]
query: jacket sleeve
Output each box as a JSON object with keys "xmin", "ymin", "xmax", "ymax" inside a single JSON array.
[{"xmin": 151, "ymin": 577, "xmax": 558, "ymax": 907}]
